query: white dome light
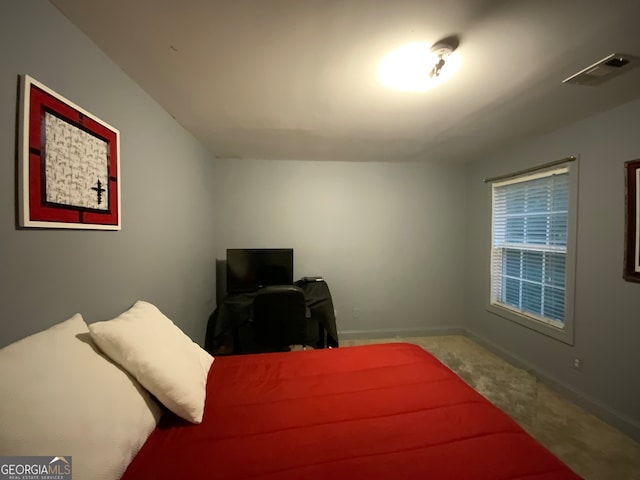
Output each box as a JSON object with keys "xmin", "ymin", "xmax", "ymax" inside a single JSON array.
[{"xmin": 377, "ymin": 41, "xmax": 461, "ymax": 92}]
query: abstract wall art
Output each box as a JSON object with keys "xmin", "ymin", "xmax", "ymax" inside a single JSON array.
[
  {"xmin": 624, "ymin": 159, "xmax": 640, "ymax": 282},
  {"xmin": 18, "ymin": 75, "xmax": 120, "ymax": 230}
]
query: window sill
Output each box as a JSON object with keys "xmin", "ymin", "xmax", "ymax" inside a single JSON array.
[{"xmin": 486, "ymin": 303, "xmax": 574, "ymax": 345}]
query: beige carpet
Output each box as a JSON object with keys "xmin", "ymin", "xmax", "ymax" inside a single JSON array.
[{"xmin": 340, "ymin": 335, "xmax": 640, "ymax": 480}]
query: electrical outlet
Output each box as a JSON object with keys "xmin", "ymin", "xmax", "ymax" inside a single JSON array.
[
  {"xmin": 352, "ymin": 307, "xmax": 361, "ymax": 319},
  {"xmin": 573, "ymin": 357, "xmax": 583, "ymax": 371}
]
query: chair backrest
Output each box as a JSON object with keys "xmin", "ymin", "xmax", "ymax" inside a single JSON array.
[{"xmin": 252, "ymin": 285, "xmax": 307, "ymax": 349}]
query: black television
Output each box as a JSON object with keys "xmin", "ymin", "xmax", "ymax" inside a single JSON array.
[{"xmin": 226, "ymin": 248, "xmax": 294, "ymax": 294}]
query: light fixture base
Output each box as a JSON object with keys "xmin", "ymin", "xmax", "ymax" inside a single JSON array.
[{"xmin": 431, "ymin": 43, "xmax": 454, "ymax": 57}]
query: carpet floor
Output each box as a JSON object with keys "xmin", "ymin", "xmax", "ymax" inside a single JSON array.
[{"xmin": 340, "ymin": 335, "xmax": 640, "ymax": 480}]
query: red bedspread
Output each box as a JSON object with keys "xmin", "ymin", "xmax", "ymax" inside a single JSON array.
[{"xmin": 122, "ymin": 343, "xmax": 581, "ymax": 480}]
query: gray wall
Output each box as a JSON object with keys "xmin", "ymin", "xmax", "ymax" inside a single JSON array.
[
  {"xmin": 215, "ymin": 158, "xmax": 466, "ymax": 337},
  {"xmin": 0, "ymin": 1, "xmax": 217, "ymax": 347},
  {"xmin": 464, "ymin": 98, "xmax": 640, "ymax": 438}
]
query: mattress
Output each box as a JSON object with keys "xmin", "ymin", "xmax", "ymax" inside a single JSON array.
[{"xmin": 122, "ymin": 342, "xmax": 581, "ymax": 480}]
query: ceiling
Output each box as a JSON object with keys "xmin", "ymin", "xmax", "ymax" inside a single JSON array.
[{"xmin": 50, "ymin": 0, "xmax": 640, "ymax": 163}]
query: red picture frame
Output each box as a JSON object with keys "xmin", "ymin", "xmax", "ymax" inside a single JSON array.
[
  {"xmin": 18, "ymin": 75, "xmax": 121, "ymax": 230},
  {"xmin": 624, "ymin": 159, "xmax": 640, "ymax": 282}
]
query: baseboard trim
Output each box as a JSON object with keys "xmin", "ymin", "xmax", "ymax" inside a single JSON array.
[
  {"xmin": 339, "ymin": 326, "xmax": 465, "ymax": 341},
  {"xmin": 464, "ymin": 329, "xmax": 640, "ymax": 443}
]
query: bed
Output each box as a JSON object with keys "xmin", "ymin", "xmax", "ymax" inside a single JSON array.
[
  {"xmin": 0, "ymin": 303, "xmax": 581, "ymax": 480},
  {"xmin": 123, "ymin": 343, "xmax": 579, "ymax": 480}
]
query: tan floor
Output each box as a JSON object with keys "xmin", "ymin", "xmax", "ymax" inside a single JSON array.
[{"xmin": 340, "ymin": 336, "xmax": 640, "ymax": 480}]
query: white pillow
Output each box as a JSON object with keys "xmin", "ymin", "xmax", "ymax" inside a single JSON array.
[
  {"xmin": 0, "ymin": 314, "xmax": 161, "ymax": 480},
  {"xmin": 88, "ymin": 301, "xmax": 214, "ymax": 424}
]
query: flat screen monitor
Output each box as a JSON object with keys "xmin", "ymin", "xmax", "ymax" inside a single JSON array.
[{"xmin": 226, "ymin": 248, "xmax": 294, "ymax": 294}]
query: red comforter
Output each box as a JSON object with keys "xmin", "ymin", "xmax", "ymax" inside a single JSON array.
[{"xmin": 122, "ymin": 343, "xmax": 581, "ymax": 480}]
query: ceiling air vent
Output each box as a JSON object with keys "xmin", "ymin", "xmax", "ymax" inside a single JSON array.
[{"xmin": 563, "ymin": 53, "xmax": 639, "ymax": 86}]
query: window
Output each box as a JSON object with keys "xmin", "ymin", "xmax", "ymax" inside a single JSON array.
[{"xmin": 489, "ymin": 161, "xmax": 577, "ymax": 344}]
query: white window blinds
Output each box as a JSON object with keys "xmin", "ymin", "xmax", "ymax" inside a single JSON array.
[{"xmin": 490, "ymin": 167, "xmax": 569, "ymax": 327}]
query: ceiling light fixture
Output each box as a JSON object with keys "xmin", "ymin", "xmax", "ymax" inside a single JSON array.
[
  {"xmin": 429, "ymin": 42, "xmax": 454, "ymax": 78},
  {"xmin": 377, "ymin": 36, "xmax": 461, "ymax": 92}
]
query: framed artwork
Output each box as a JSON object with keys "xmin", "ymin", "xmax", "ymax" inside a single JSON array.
[
  {"xmin": 18, "ymin": 75, "xmax": 121, "ymax": 230},
  {"xmin": 624, "ymin": 159, "xmax": 640, "ymax": 282}
]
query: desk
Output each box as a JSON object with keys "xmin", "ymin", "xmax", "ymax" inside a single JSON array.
[{"xmin": 205, "ymin": 279, "xmax": 338, "ymax": 354}]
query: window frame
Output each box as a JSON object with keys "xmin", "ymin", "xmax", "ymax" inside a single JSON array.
[{"xmin": 487, "ymin": 160, "xmax": 578, "ymax": 345}]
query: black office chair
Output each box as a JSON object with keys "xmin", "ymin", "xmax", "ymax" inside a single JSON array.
[{"xmin": 251, "ymin": 285, "xmax": 308, "ymax": 351}]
